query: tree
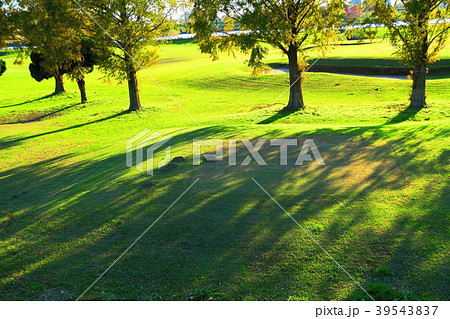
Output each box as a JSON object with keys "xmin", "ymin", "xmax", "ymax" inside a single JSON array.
[
  {"xmin": 0, "ymin": 2, "xmax": 15, "ymax": 77},
  {"xmin": 29, "ymin": 52, "xmax": 54, "ymax": 82},
  {"xmin": 372, "ymin": 0, "xmax": 450, "ymax": 109},
  {"xmin": 28, "ymin": 40, "xmax": 97, "ymax": 103},
  {"xmin": 348, "ymin": 5, "xmax": 362, "ymax": 19},
  {"xmin": 66, "ymin": 38, "xmax": 98, "ymax": 103},
  {"xmin": 83, "ymin": 0, "xmax": 176, "ymax": 111},
  {"xmin": 0, "ymin": 60, "xmax": 6, "ymax": 76},
  {"xmin": 0, "ymin": 2, "xmax": 15, "ymax": 49},
  {"xmin": 16, "ymin": 0, "xmax": 93, "ymax": 99},
  {"xmin": 191, "ymin": 0, "xmax": 345, "ymax": 112}
]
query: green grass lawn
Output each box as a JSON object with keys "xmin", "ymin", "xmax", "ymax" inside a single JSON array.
[{"xmin": 0, "ymin": 40, "xmax": 449, "ymax": 301}]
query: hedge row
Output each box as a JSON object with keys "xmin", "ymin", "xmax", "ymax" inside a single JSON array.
[
  {"xmin": 309, "ymin": 64, "xmax": 450, "ymax": 76},
  {"xmin": 271, "ymin": 63, "xmax": 450, "ymax": 76}
]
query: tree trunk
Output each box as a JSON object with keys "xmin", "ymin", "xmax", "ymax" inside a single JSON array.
[
  {"xmin": 409, "ymin": 61, "xmax": 427, "ymax": 110},
  {"xmin": 54, "ymin": 74, "xmax": 66, "ymax": 94},
  {"xmin": 125, "ymin": 56, "xmax": 142, "ymax": 112},
  {"xmin": 77, "ymin": 77, "xmax": 88, "ymax": 104},
  {"xmin": 283, "ymin": 45, "xmax": 305, "ymax": 112}
]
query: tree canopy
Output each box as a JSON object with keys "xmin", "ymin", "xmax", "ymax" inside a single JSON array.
[
  {"xmin": 191, "ymin": 0, "xmax": 346, "ymax": 111},
  {"xmin": 0, "ymin": 2, "xmax": 15, "ymax": 49},
  {"xmin": 372, "ymin": 0, "xmax": 450, "ymax": 108},
  {"xmin": 29, "ymin": 39, "xmax": 96, "ymax": 84},
  {"xmin": 82, "ymin": 0, "xmax": 177, "ymax": 111},
  {"xmin": 15, "ymin": 0, "xmax": 92, "ymax": 96},
  {"xmin": 0, "ymin": 59, "xmax": 6, "ymax": 76},
  {"xmin": 0, "ymin": 1, "xmax": 15, "ymax": 77}
]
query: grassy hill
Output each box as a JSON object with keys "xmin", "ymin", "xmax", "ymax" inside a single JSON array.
[{"xmin": 0, "ymin": 40, "xmax": 448, "ymax": 300}]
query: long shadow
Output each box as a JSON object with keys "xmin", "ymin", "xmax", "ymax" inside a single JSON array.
[
  {"xmin": 257, "ymin": 99, "xmax": 429, "ymax": 127},
  {"xmin": 258, "ymin": 110, "xmax": 293, "ymax": 124},
  {"xmin": 0, "ymin": 111, "xmax": 127, "ymax": 150},
  {"xmin": 1, "ymin": 103, "xmax": 83, "ymax": 124},
  {"xmin": 0, "ymin": 94, "xmax": 56, "ymax": 109},
  {"xmin": 385, "ymin": 107, "xmax": 421, "ymax": 125}
]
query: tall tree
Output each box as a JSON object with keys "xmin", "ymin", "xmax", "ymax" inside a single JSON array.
[
  {"xmin": 0, "ymin": 2, "xmax": 15, "ymax": 76},
  {"xmin": 372, "ymin": 0, "xmax": 450, "ymax": 109},
  {"xmin": 0, "ymin": 4, "xmax": 13, "ymax": 48},
  {"xmin": 16, "ymin": 0, "xmax": 93, "ymax": 99},
  {"xmin": 66, "ymin": 38, "xmax": 98, "ymax": 103},
  {"xmin": 191, "ymin": 0, "xmax": 345, "ymax": 112},
  {"xmin": 83, "ymin": 0, "xmax": 176, "ymax": 111},
  {"xmin": 28, "ymin": 40, "xmax": 97, "ymax": 103}
]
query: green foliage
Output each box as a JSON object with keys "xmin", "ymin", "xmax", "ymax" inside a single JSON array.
[
  {"xmin": 0, "ymin": 59, "xmax": 6, "ymax": 76},
  {"xmin": 29, "ymin": 52, "xmax": 54, "ymax": 82},
  {"xmin": 191, "ymin": 0, "xmax": 346, "ymax": 74},
  {"xmin": 83, "ymin": 0, "xmax": 176, "ymax": 81},
  {"xmin": 345, "ymin": 10, "xmax": 380, "ymax": 42},
  {"xmin": 66, "ymin": 38, "xmax": 98, "ymax": 81},
  {"xmin": 371, "ymin": 0, "xmax": 450, "ymax": 108},
  {"xmin": 96, "ymin": 47, "xmax": 159, "ymax": 83},
  {"xmin": 28, "ymin": 40, "xmax": 97, "ymax": 83},
  {"xmin": 372, "ymin": 0, "xmax": 450, "ymax": 66},
  {"xmin": 0, "ymin": 3, "xmax": 15, "ymax": 49},
  {"xmin": 16, "ymin": 0, "xmax": 88, "ymax": 76}
]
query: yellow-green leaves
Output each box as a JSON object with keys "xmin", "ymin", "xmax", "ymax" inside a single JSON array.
[
  {"xmin": 191, "ymin": 0, "xmax": 346, "ymax": 76},
  {"xmin": 372, "ymin": 0, "xmax": 450, "ymax": 66}
]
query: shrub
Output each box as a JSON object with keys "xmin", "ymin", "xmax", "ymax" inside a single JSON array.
[{"xmin": 0, "ymin": 59, "xmax": 6, "ymax": 76}]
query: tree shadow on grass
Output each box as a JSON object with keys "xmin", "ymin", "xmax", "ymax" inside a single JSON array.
[
  {"xmin": 0, "ymin": 110, "xmax": 128, "ymax": 150},
  {"xmin": 0, "ymin": 125, "xmax": 448, "ymax": 300},
  {"xmin": 0, "ymin": 94, "xmax": 56, "ymax": 109},
  {"xmin": 258, "ymin": 110, "xmax": 293, "ymax": 124},
  {"xmin": 385, "ymin": 107, "xmax": 421, "ymax": 124},
  {"xmin": 0, "ymin": 103, "xmax": 84, "ymax": 125}
]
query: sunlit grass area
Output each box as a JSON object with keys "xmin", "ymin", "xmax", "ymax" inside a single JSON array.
[{"xmin": 0, "ymin": 40, "xmax": 449, "ymax": 300}]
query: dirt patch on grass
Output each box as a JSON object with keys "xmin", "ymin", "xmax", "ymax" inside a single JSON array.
[
  {"xmin": 0, "ymin": 111, "xmax": 60, "ymax": 124},
  {"xmin": 0, "ymin": 104, "xmax": 81, "ymax": 124}
]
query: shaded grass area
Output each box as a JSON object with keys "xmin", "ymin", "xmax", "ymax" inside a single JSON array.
[{"xmin": 0, "ymin": 122, "xmax": 448, "ymax": 300}]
